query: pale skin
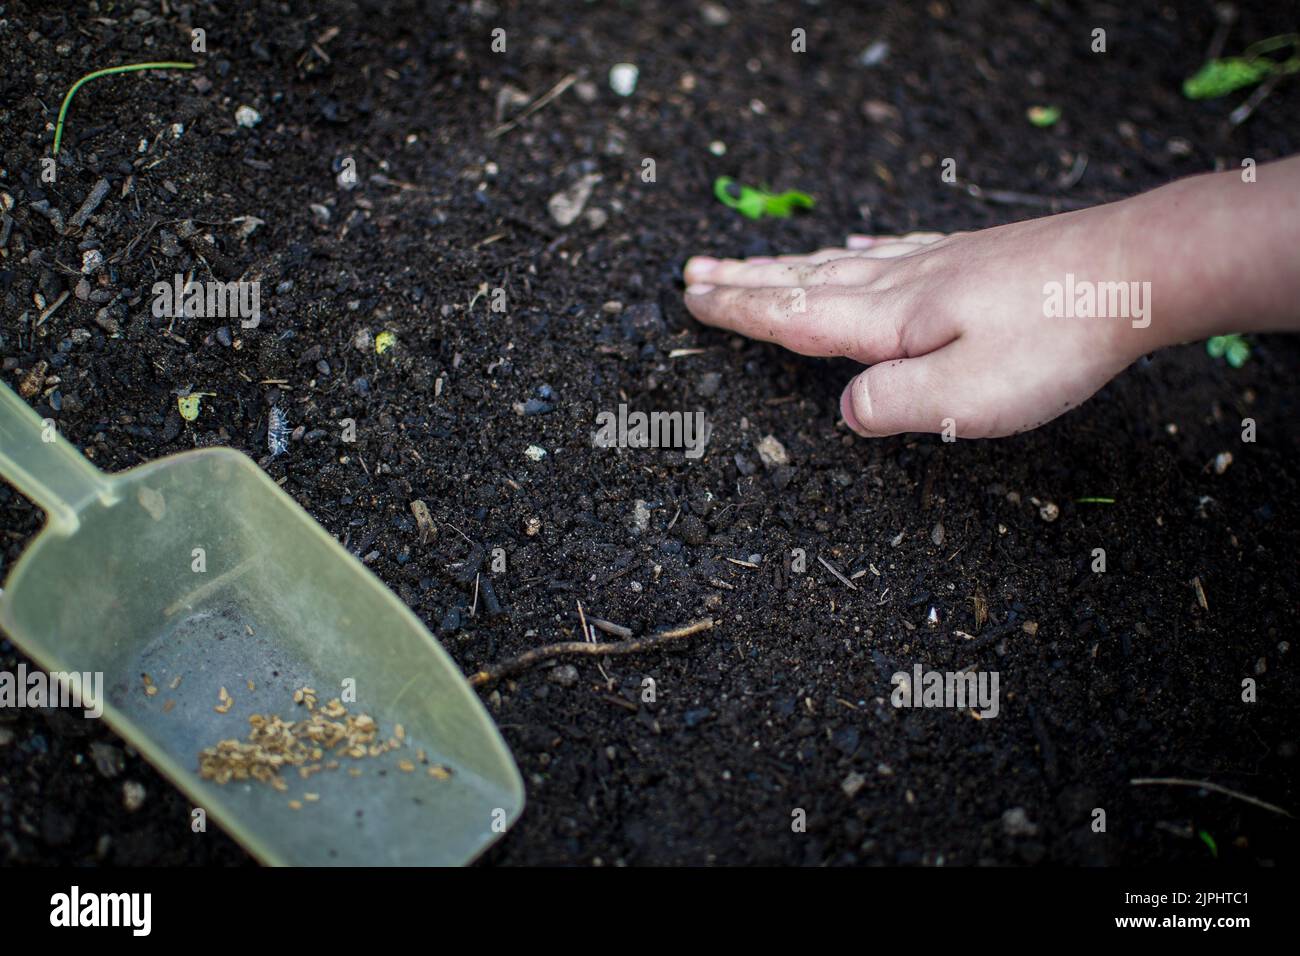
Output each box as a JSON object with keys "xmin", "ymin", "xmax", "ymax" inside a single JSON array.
[{"xmin": 684, "ymin": 155, "xmax": 1300, "ymax": 438}]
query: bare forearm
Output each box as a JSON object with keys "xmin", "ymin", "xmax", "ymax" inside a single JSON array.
[{"xmin": 1121, "ymin": 155, "xmax": 1300, "ymax": 351}]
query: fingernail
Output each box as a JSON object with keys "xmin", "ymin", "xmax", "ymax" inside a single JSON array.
[
  {"xmin": 686, "ymin": 283, "xmax": 715, "ymax": 295},
  {"xmin": 685, "ymin": 256, "xmax": 718, "ymax": 279},
  {"xmin": 840, "ymin": 386, "xmax": 867, "ymax": 436},
  {"xmin": 846, "ymin": 235, "xmax": 874, "ymax": 249}
]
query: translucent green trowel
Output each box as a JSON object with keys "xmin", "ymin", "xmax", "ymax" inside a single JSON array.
[{"xmin": 0, "ymin": 381, "xmax": 522, "ymax": 865}]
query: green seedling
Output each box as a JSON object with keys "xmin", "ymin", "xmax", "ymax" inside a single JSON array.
[
  {"xmin": 1026, "ymin": 105, "xmax": 1061, "ymax": 128},
  {"xmin": 53, "ymin": 62, "xmax": 196, "ymax": 155},
  {"xmin": 1207, "ymin": 334, "xmax": 1251, "ymax": 368},
  {"xmin": 1183, "ymin": 34, "xmax": 1300, "ymax": 100},
  {"xmin": 714, "ymin": 177, "xmax": 815, "ymax": 220},
  {"xmin": 176, "ymin": 391, "xmax": 215, "ymax": 422},
  {"xmin": 1076, "ymin": 497, "xmax": 1115, "ymax": 505},
  {"xmin": 1198, "ymin": 829, "xmax": 1219, "ymax": 859}
]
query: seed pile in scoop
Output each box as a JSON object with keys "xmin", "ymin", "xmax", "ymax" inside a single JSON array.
[{"xmin": 197, "ymin": 689, "xmax": 450, "ymax": 799}]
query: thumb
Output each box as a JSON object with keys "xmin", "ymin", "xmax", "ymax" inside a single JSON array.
[{"xmin": 840, "ymin": 352, "xmax": 963, "ymax": 438}]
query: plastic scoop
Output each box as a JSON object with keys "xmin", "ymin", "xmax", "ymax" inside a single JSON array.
[{"xmin": 0, "ymin": 382, "xmax": 522, "ymax": 865}]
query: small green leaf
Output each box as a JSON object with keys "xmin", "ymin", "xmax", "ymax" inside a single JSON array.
[
  {"xmin": 1183, "ymin": 57, "xmax": 1275, "ymax": 100},
  {"xmin": 1226, "ymin": 339, "xmax": 1251, "ymax": 368},
  {"xmin": 714, "ymin": 177, "xmax": 814, "ymax": 220},
  {"xmin": 1026, "ymin": 105, "xmax": 1061, "ymax": 128},
  {"xmin": 1198, "ymin": 829, "xmax": 1219, "ymax": 858},
  {"xmin": 1207, "ymin": 334, "xmax": 1250, "ymax": 366}
]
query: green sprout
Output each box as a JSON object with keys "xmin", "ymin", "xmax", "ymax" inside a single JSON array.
[
  {"xmin": 1026, "ymin": 105, "xmax": 1061, "ymax": 128},
  {"xmin": 1207, "ymin": 334, "xmax": 1251, "ymax": 368},
  {"xmin": 714, "ymin": 177, "xmax": 814, "ymax": 220},
  {"xmin": 52, "ymin": 62, "xmax": 196, "ymax": 155},
  {"xmin": 1183, "ymin": 34, "xmax": 1300, "ymax": 100},
  {"xmin": 1076, "ymin": 497, "xmax": 1116, "ymax": 504},
  {"xmin": 1198, "ymin": 829, "xmax": 1219, "ymax": 859}
]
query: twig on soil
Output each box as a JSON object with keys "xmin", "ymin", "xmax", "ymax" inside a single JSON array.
[
  {"xmin": 817, "ymin": 555, "xmax": 857, "ymax": 591},
  {"xmin": 1130, "ymin": 777, "xmax": 1294, "ymax": 818},
  {"xmin": 959, "ymin": 180, "xmax": 1095, "ymax": 212},
  {"xmin": 487, "ymin": 73, "xmax": 577, "ymax": 139},
  {"xmin": 576, "ymin": 600, "xmax": 591, "ymax": 643},
  {"xmin": 587, "ymin": 616, "xmax": 633, "ymax": 639},
  {"xmin": 468, "ymin": 618, "xmax": 714, "ymax": 688},
  {"xmin": 1229, "ymin": 72, "xmax": 1283, "ymax": 126},
  {"xmin": 36, "ymin": 290, "xmax": 70, "ymax": 326}
]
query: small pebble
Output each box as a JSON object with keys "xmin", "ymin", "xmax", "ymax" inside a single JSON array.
[
  {"xmin": 841, "ymin": 772, "xmax": 867, "ymax": 798},
  {"xmin": 549, "ymin": 664, "xmax": 579, "ymax": 687},
  {"xmin": 1214, "ymin": 451, "xmax": 1233, "ymax": 475},
  {"xmin": 1039, "ymin": 501, "xmax": 1060, "ymax": 522},
  {"xmin": 756, "ymin": 434, "xmax": 789, "ymax": 468},
  {"xmin": 609, "ymin": 63, "xmax": 639, "ymax": 97},
  {"xmin": 90, "ymin": 742, "xmax": 123, "ymax": 779},
  {"xmin": 522, "ymin": 398, "xmax": 554, "ymax": 415},
  {"xmin": 1002, "ymin": 807, "xmax": 1038, "ymax": 837},
  {"xmin": 701, "ymin": 2, "xmax": 731, "ymax": 26},
  {"xmin": 859, "ymin": 40, "xmax": 890, "ymax": 67},
  {"xmin": 235, "ymin": 105, "xmax": 262, "ymax": 128},
  {"xmin": 80, "ymin": 249, "xmax": 105, "ymax": 274},
  {"xmin": 122, "ymin": 781, "xmax": 146, "ymax": 812}
]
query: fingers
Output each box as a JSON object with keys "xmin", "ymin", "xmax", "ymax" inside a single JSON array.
[
  {"xmin": 847, "ymin": 231, "xmax": 948, "ymax": 248},
  {"xmin": 684, "ymin": 284, "xmax": 907, "ymax": 361},
  {"xmin": 685, "ymin": 247, "xmax": 867, "ymax": 286},
  {"xmin": 686, "ymin": 253, "xmax": 888, "ymax": 289},
  {"xmin": 685, "ymin": 237, "xmax": 948, "ymax": 288},
  {"xmin": 844, "ymin": 241, "xmax": 928, "ymax": 259},
  {"xmin": 840, "ymin": 347, "xmax": 970, "ymax": 437}
]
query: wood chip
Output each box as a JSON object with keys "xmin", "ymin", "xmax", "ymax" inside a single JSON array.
[
  {"xmin": 1191, "ymin": 576, "xmax": 1209, "ymax": 611},
  {"xmin": 409, "ymin": 499, "xmax": 436, "ymax": 544}
]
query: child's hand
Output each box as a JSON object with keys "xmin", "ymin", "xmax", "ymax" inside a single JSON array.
[
  {"xmin": 684, "ymin": 156, "xmax": 1300, "ymax": 439},
  {"xmin": 683, "ymin": 209, "xmax": 1144, "ymax": 439}
]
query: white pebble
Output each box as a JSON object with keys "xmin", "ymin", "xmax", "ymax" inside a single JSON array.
[
  {"xmin": 235, "ymin": 105, "xmax": 262, "ymax": 128},
  {"xmin": 81, "ymin": 249, "xmax": 105, "ymax": 274},
  {"xmin": 609, "ymin": 63, "xmax": 639, "ymax": 97}
]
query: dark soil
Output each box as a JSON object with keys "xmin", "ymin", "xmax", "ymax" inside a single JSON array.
[{"xmin": 2, "ymin": 0, "xmax": 1298, "ymax": 866}]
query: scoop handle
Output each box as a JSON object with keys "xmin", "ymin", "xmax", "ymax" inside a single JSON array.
[{"xmin": 0, "ymin": 381, "xmax": 111, "ymax": 535}]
